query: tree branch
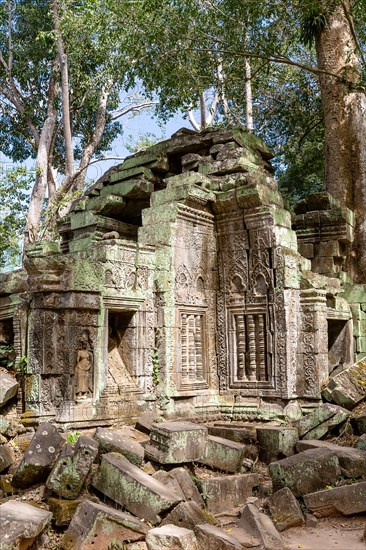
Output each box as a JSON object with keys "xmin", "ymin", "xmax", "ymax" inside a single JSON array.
[
  {"xmin": 52, "ymin": 0, "xmax": 74, "ymax": 178},
  {"xmin": 111, "ymin": 100, "xmax": 158, "ymax": 120},
  {"xmin": 341, "ymin": 0, "xmax": 366, "ymax": 68}
]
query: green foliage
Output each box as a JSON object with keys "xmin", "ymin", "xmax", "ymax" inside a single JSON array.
[
  {"xmin": 0, "ymin": 344, "xmax": 16, "ymax": 370},
  {"xmin": 125, "ymin": 131, "xmax": 166, "ymax": 154},
  {"xmin": 301, "ymin": 3, "xmax": 328, "ymax": 48},
  {"xmin": 66, "ymin": 431, "xmax": 81, "ymax": 445},
  {"xmin": 152, "ymin": 349, "xmax": 160, "ymax": 386},
  {"xmin": 16, "ymin": 355, "xmax": 28, "ymax": 376},
  {"xmin": 0, "ymin": 166, "xmax": 32, "ymax": 270}
]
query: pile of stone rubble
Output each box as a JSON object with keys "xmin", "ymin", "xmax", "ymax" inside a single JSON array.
[{"xmin": 0, "ymin": 391, "xmax": 365, "ymax": 550}]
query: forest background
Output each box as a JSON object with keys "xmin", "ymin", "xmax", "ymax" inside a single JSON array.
[{"xmin": 0, "ymin": 0, "xmax": 365, "ymax": 277}]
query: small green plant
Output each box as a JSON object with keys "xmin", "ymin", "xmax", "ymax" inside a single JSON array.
[
  {"xmin": 152, "ymin": 349, "xmax": 160, "ymax": 385},
  {"xmin": 17, "ymin": 355, "xmax": 28, "ymax": 375},
  {"xmin": 0, "ymin": 344, "xmax": 16, "ymax": 370},
  {"xmin": 67, "ymin": 431, "xmax": 81, "ymax": 445}
]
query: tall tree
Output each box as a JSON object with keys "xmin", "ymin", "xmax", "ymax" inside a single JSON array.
[
  {"xmin": 0, "ymin": 0, "xmax": 155, "ymax": 246},
  {"xmin": 116, "ymin": 0, "xmax": 365, "ymax": 278},
  {"xmin": 311, "ymin": 0, "xmax": 366, "ymax": 280}
]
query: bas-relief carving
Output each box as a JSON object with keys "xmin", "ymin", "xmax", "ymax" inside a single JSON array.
[
  {"xmin": 75, "ymin": 332, "xmax": 94, "ymax": 400},
  {"xmin": 217, "ymin": 212, "xmax": 276, "ymax": 393},
  {"xmin": 173, "ymin": 210, "xmax": 216, "ymax": 390}
]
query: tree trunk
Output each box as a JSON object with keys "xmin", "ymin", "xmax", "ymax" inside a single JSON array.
[
  {"xmin": 24, "ymin": 68, "xmax": 59, "ymax": 245},
  {"xmin": 245, "ymin": 58, "xmax": 254, "ymax": 132},
  {"xmin": 315, "ymin": 0, "xmax": 366, "ymax": 281},
  {"xmin": 25, "ymin": 117, "xmax": 56, "ymax": 244}
]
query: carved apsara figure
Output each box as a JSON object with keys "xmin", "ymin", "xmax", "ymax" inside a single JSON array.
[{"xmin": 75, "ymin": 341, "xmax": 93, "ymax": 400}]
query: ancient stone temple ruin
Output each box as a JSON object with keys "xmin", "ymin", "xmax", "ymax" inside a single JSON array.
[{"xmin": 1, "ymin": 127, "xmax": 365, "ymax": 426}]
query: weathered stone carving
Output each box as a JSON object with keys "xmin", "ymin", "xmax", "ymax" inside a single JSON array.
[
  {"xmin": 0, "ymin": 127, "xmax": 363, "ymax": 424},
  {"xmin": 75, "ymin": 336, "xmax": 93, "ymax": 400}
]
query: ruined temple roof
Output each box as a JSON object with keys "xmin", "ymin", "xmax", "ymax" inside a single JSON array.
[{"xmin": 63, "ymin": 126, "xmax": 276, "ymax": 230}]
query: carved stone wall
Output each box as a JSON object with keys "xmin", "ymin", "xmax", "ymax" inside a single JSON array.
[
  {"xmin": 1, "ymin": 128, "xmax": 363, "ymax": 425},
  {"xmin": 174, "ymin": 207, "xmax": 217, "ymax": 392},
  {"xmin": 26, "ymin": 293, "xmax": 100, "ymax": 416}
]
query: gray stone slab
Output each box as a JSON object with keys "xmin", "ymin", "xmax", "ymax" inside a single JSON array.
[
  {"xmin": 267, "ymin": 487, "xmax": 305, "ymax": 531},
  {"xmin": 208, "ymin": 423, "xmax": 257, "ymax": 444},
  {"xmin": 257, "ymin": 426, "xmax": 299, "ymax": 463},
  {"xmin": 296, "ymin": 439, "xmax": 366, "ymax": 478},
  {"xmin": 47, "ymin": 435, "xmax": 99, "ymax": 499},
  {"xmin": 153, "ymin": 470, "xmax": 186, "ymax": 501},
  {"xmin": 355, "ymin": 434, "xmax": 366, "ymax": 450},
  {"xmin": 92, "ymin": 452, "xmax": 182, "ymax": 524},
  {"xmin": 94, "ymin": 427, "xmax": 144, "ymax": 466},
  {"xmin": 12, "ymin": 422, "xmax": 65, "ymax": 488},
  {"xmin": 196, "ymin": 473, "xmax": 259, "ymax": 513},
  {"xmin": 322, "ymin": 359, "xmax": 366, "ymax": 410},
  {"xmin": 303, "ymin": 481, "xmax": 366, "ymax": 517},
  {"xmin": 198, "ymin": 435, "xmax": 246, "ymax": 472},
  {"xmin": 0, "ymin": 373, "xmax": 18, "ymax": 408},
  {"xmin": 145, "ymin": 421, "xmax": 208, "ymax": 464},
  {"xmin": 146, "ymin": 524, "xmax": 198, "ymax": 550},
  {"xmin": 0, "ymin": 500, "xmax": 52, "ymax": 550},
  {"xmin": 0, "ymin": 444, "xmax": 14, "ymax": 473},
  {"xmin": 161, "ymin": 501, "xmax": 215, "ymax": 531},
  {"xmin": 269, "ymin": 448, "xmax": 340, "ymax": 497},
  {"xmin": 171, "ymin": 467, "xmax": 205, "ymax": 506},
  {"xmin": 302, "ymin": 407, "xmax": 350, "ymax": 440},
  {"xmin": 62, "ymin": 499, "xmax": 148, "ymax": 549},
  {"xmin": 194, "ymin": 523, "xmax": 243, "ymax": 549},
  {"xmin": 297, "ymin": 403, "xmax": 346, "ymax": 437},
  {"xmin": 238, "ymin": 503, "xmax": 285, "ymax": 550}
]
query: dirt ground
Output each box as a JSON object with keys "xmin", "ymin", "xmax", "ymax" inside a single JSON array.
[{"xmin": 282, "ymin": 515, "xmax": 366, "ymax": 550}]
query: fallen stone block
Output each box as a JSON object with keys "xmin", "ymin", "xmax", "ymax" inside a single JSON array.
[
  {"xmin": 238, "ymin": 503, "xmax": 285, "ymax": 550},
  {"xmin": 296, "ymin": 439, "xmax": 366, "ymax": 478},
  {"xmin": 0, "ymin": 500, "xmax": 52, "ymax": 549},
  {"xmin": 62, "ymin": 499, "xmax": 149, "ymax": 549},
  {"xmin": 146, "ymin": 524, "xmax": 198, "ymax": 550},
  {"xmin": 0, "ymin": 416, "xmax": 10, "ymax": 434},
  {"xmin": 135, "ymin": 411, "xmax": 156, "ymax": 435},
  {"xmin": 194, "ymin": 523, "xmax": 243, "ymax": 549},
  {"xmin": 257, "ymin": 426, "xmax": 299, "ymax": 463},
  {"xmin": 208, "ymin": 423, "xmax": 257, "ymax": 444},
  {"xmin": 226, "ymin": 527, "xmax": 261, "ymax": 548},
  {"xmin": 47, "ymin": 435, "xmax": 98, "ymax": 499},
  {"xmin": 198, "ymin": 435, "xmax": 246, "ymax": 473},
  {"xmin": 153, "ymin": 467, "xmax": 204, "ymax": 507},
  {"xmin": 352, "ymin": 414, "xmax": 366, "ymax": 435},
  {"xmin": 94, "ymin": 427, "xmax": 144, "ymax": 466},
  {"xmin": 48, "ymin": 498, "xmax": 80, "ymax": 526},
  {"xmin": 0, "ymin": 474, "xmax": 18, "ymax": 495},
  {"xmin": 92, "ymin": 452, "xmax": 181, "ymax": 524},
  {"xmin": 169, "ymin": 467, "xmax": 205, "ymax": 507},
  {"xmin": 161, "ymin": 501, "xmax": 216, "ymax": 530},
  {"xmin": 304, "ymin": 513, "xmax": 318, "ymax": 528},
  {"xmin": 153, "ymin": 470, "xmax": 186, "ymax": 500},
  {"xmin": 0, "ymin": 444, "xmax": 14, "ymax": 473},
  {"xmin": 0, "ymin": 373, "xmax": 18, "ymax": 408},
  {"xmin": 196, "ymin": 473, "xmax": 259, "ymax": 513},
  {"xmin": 303, "ymin": 481, "xmax": 366, "ymax": 517},
  {"xmin": 145, "ymin": 421, "xmax": 207, "ymax": 464},
  {"xmin": 297, "ymin": 403, "xmax": 348, "ymax": 437},
  {"xmin": 355, "ymin": 434, "xmax": 366, "ymax": 450},
  {"xmin": 269, "ymin": 448, "xmax": 340, "ymax": 497},
  {"xmin": 266, "ymin": 487, "xmax": 305, "ymax": 531},
  {"xmin": 12, "ymin": 422, "xmax": 65, "ymax": 488},
  {"xmin": 322, "ymin": 359, "xmax": 366, "ymax": 410},
  {"xmin": 301, "ymin": 407, "xmax": 350, "ymax": 440}
]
